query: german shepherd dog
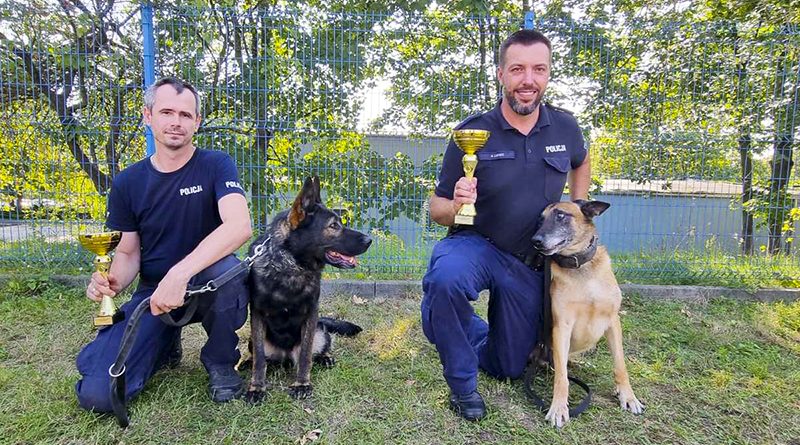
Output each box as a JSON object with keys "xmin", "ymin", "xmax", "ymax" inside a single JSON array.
[
  {"xmin": 531, "ymin": 200, "xmax": 644, "ymax": 427},
  {"xmin": 244, "ymin": 177, "xmax": 372, "ymax": 403}
]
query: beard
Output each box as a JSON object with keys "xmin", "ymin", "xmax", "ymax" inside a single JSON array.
[{"xmin": 504, "ymin": 88, "xmax": 542, "ymax": 116}]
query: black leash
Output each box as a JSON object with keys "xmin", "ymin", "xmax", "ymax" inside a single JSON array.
[
  {"xmin": 107, "ymin": 239, "xmax": 271, "ymax": 428},
  {"xmin": 523, "ymin": 257, "xmax": 593, "ymax": 419},
  {"xmin": 108, "ymin": 287, "xmax": 204, "ymax": 428}
]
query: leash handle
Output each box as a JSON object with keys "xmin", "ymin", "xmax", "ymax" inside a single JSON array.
[
  {"xmin": 107, "ymin": 293, "xmax": 201, "ymax": 428},
  {"xmin": 107, "ymin": 252, "xmax": 255, "ymax": 428},
  {"xmin": 523, "ymin": 363, "xmax": 593, "ymax": 418},
  {"xmin": 108, "ymin": 296, "xmax": 151, "ymax": 428}
]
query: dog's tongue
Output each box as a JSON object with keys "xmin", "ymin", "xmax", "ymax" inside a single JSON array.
[{"xmin": 327, "ymin": 251, "xmax": 358, "ymax": 267}]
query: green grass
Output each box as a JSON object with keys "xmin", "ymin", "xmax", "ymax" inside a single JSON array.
[
  {"xmin": 613, "ymin": 249, "xmax": 800, "ymax": 290},
  {"xmin": 0, "ymin": 278, "xmax": 798, "ymax": 444}
]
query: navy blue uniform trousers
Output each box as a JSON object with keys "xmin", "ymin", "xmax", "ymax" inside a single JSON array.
[
  {"xmin": 421, "ymin": 231, "xmax": 544, "ymax": 395},
  {"xmin": 74, "ymin": 255, "xmax": 248, "ymax": 413}
]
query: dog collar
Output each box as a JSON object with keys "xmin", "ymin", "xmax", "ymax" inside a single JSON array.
[{"xmin": 551, "ymin": 236, "xmax": 598, "ymax": 269}]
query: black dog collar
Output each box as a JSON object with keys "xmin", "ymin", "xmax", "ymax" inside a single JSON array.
[{"xmin": 551, "ymin": 236, "xmax": 598, "ymax": 269}]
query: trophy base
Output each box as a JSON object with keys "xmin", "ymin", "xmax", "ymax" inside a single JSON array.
[
  {"xmin": 454, "ymin": 214, "xmax": 474, "ymax": 225},
  {"xmin": 93, "ymin": 311, "xmax": 125, "ymax": 327}
]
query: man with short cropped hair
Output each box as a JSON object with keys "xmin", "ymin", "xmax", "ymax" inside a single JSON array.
[
  {"xmin": 422, "ymin": 29, "xmax": 591, "ymax": 421},
  {"xmin": 75, "ymin": 76, "xmax": 253, "ymax": 412}
]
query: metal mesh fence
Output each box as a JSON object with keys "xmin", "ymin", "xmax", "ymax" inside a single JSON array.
[{"xmin": 1, "ymin": 2, "xmax": 798, "ymax": 285}]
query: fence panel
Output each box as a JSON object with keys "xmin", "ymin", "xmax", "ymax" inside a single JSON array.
[{"xmin": 1, "ymin": 3, "xmax": 797, "ymax": 285}]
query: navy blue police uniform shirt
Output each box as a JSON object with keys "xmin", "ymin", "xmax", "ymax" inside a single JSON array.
[
  {"xmin": 435, "ymin": 102, "xmax": 587, "ymax": 258},
  {"xmin": 105, "ymin": 149, "xmax": 246, "ymax": 285}
]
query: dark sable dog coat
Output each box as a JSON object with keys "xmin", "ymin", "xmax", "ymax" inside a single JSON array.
[{"xmin": 245, "ymin": 177, "xmax": 372, "ymax": 402}]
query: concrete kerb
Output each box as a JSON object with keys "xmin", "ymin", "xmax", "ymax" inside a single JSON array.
[{"xmin": 30, "ymin": 276, "xmax": 800, "ymax": 303}]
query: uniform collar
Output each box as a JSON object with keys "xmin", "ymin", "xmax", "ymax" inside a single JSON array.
[{"xmin": 491, "ymin": 100, "xmax": 552, "ymax": 133}]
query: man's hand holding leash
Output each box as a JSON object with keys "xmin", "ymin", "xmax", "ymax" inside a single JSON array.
[{"xmin": 149, "ymin": 270, "xmax": 189, "ymax": 315}]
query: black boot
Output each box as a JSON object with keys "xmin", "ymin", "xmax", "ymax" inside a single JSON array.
[
  {"xmin": 207, "ymin": 366, "xmax": 243, "ymax": 403},
  {"xmin": 165, "ymin": 330, "xmax": 182, "ymax": 369},
  {"xmin": 449, "ymin": 390, "xmax": 487, "ymax": 421}
]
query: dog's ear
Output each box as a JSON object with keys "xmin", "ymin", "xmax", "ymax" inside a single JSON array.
[
  {"xmin": 577, "ymin": 200, "xmax": 610, "ymax": 219},
  {"xmin": 288, "ymin": 177, "xmax": 319, "ymax": 229},
  {"xmin": 311, "ymin": 175, "xmax": 322, "ymax": 204}
]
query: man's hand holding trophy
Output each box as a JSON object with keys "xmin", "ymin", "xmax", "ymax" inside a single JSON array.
[
  {"xmin": 78, "ymin": 231, "xmax": 124, "ymax": 327},
  {"xmin": 452, "ymin": 129, "xmax": 490, "ymax": 226}
]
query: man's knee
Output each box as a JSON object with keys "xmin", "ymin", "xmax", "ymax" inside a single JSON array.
[
  {"xmin": 423, "ymin": 262, "xmax": 473, "ymax": 302},
  {"xmin": 75, "ymin": 376, "xmax": 113, "ymax": 413}
]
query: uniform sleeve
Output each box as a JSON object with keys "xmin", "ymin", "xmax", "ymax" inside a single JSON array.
[
  {"xmin": 570, "ymin": 126, "xmax": 588, "ymax": 169},
  {"xmin": 433, "ymin": 139, "xmax": 464, "ymax": 199},
  {"xmin": 214, "ymin": 153, "xmax": 246, "ymax": 201},
  {"xmin": 105, "ymin": 175, "xmax": 138, "ymax": 232}
]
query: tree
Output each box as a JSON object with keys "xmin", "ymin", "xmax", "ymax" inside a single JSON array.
[
  {"xmin": 1, "ymin": 0, "xmax": 143, "ymax": 199},
  {"xmin": 366, "ymin": 1, "xmax": 523, "ymax": 135},
  {"xmin": 531, "ymin": 0, "xmax": 799, "ymax": 255}
]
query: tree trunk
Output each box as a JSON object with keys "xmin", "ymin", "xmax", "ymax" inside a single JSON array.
[
  {"xmin": 523, "ymin": 0, "xmax": 533, "ymax": 12},
  {"xmin": 767, "ymin": 133, "xmax": 795, "ymax": 254},
  {"xmin": 766, "ymin": 39, "xmax": 798, "ymax": 255},
  {"xmin": 739, "ymin": 134, "xmax": 754, "ymax": 255},
  {"xmin": 253, "ymin": 13, "xmax": 273, "ymax": 160},
  {"xmin": 732, "ymin": 24, "xmax": 755, "ymax": 255}
]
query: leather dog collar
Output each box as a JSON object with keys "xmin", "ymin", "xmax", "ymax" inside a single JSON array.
[{"xmin": 551, "ymin": 236, "xmax": 598, "ymax": 269}]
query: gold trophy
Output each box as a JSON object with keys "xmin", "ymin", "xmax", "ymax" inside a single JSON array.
[
  {"xmin": 452, "ymin": 129, "xmax": 491, "ymax": 225},
  {"xmin": 78, "ymin": 231, "xmax": 123, "ymax": 327}
]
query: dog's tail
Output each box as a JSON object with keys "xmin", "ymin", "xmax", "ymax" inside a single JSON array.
[{"xmin": 318, "ymin": 317, "xmax": 362, "ymax": 337}]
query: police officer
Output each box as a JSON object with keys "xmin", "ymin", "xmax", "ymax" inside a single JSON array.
[
  {"xmin": 75, "ymin": 77, "xmax": 253, "ymax": 412},
  {"xmin": 422, "ymin": 29, "xmax": 591, "ymax": 421}
]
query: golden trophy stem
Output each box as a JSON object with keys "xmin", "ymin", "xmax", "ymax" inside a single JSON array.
[
  {"xmin": 454, "ymin": 153, "xmax": 478, "ymax": 225},
  {"xmin": 93, "ymin": 253, "xmax": 118, "ymax": 327}
]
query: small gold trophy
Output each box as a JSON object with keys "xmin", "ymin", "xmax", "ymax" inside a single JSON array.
[
  {"xmin": 452, "ymin": 129, "xmax": 491, "ymax": 225},
  {"xmin": 78, "ymin": 231, "xmax": 123, "ymax": 327}
]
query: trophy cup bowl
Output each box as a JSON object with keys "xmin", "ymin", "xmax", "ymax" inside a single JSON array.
[
  {"xmin": 78, "ymin": 231, "xmax": 123, "ymax": 327},
  {"xmin": 452, "ymin": 129, "xmax": 491, "ymax": 225}
]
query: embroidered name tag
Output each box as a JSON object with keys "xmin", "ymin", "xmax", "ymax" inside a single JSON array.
[
  {"xmin": 478, "ymin": 150, "xmax": 515, "ymax": 161},
  {"xmin": 545, "ymin": 144, "xmax": 567, "ymax": 153},
  {"xmin": 179, "ymin": 185, "xmax": 204, "ymax": 196}
]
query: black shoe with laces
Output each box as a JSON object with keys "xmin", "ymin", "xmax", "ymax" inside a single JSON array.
[
  {"xmin": 449, "ymin": 390, "xmax": 487, "ymax": 421},
  {"xmin": 207, "ymin": 366, "xmax": 243, "ymax": 403}
]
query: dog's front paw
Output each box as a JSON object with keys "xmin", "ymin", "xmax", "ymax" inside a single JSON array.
[
  {"xmin": 314, "ymin": 354, "xmax": 335, "ymax": 369},
  {"xmin": 545, "ymin": 402, "xmax": 570, "ymax": 428},
  {"xmin": 288, "ymin": 383, "xmax": 313, "ymax": 399},
  {"xmin": 244, "ymin": 389, "xmax": 267, "ymax": 405},
  {"xmin": 617, "ymin": 388, "xmax": 645, "ymax": 415}
]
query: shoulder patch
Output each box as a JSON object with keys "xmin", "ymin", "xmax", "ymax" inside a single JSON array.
[
  {"xmin": 544, "ymin": 102, "xmax": 574, "ymax": 115},
  {"xmin": 453, "ymin": 112, "xmax": 485, "ymax": 130}
]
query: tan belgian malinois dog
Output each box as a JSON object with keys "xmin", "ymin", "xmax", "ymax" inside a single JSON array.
[{"xmin": 531, "ymin": 200, "xmax": 644, "ymax": 427}]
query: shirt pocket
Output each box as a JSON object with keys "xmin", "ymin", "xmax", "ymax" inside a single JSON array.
[{"xmin": 543, "ymin": 156, "xmax": 570, "ymax": 202}]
